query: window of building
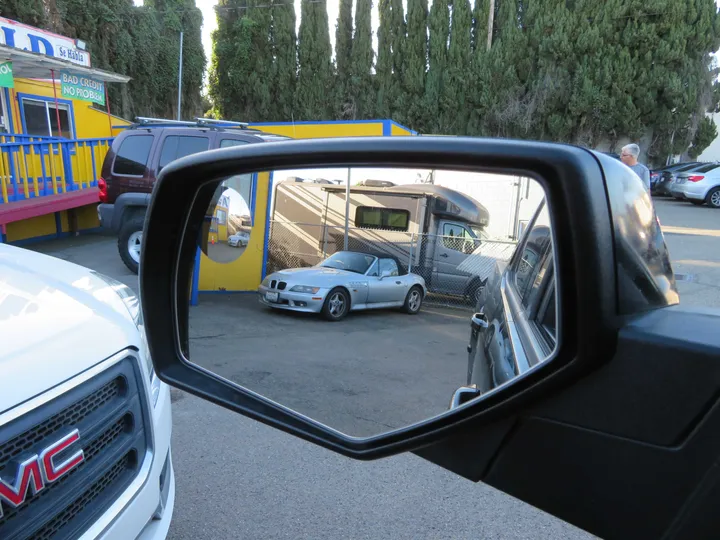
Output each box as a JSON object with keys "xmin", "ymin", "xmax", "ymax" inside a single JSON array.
[{"xmin": 21, "ymin": 98, "xmax": 72, "ymax": 138}]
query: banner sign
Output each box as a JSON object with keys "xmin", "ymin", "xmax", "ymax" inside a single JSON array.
[
  {"xmin": 0, "ymin": 61, "xmax": 13, "ymax": 88},
  {"xmin": 0, "ymin": 17, "xmax": 91, "ymax": 67},
  {"xmin": 60, "ymin": 71, "xmax": 105, "ymax": 105}
]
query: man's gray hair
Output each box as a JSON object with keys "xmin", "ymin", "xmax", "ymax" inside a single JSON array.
[{"xmin": 622, "ymin": 143, "xmax": 640, "ymax": 158}]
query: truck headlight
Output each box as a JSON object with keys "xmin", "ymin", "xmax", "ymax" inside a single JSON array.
[{"xmin": 290, "ymin": 285, "xmax": 320, "ymax": 294}]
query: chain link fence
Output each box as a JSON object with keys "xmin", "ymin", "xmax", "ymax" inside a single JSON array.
[{"xmin": 267, "ymin": 221, "xmax": 518, "ymax": 310}]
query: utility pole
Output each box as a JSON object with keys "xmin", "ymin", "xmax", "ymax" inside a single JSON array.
[
  {"xmin": 344, "ymin": 168, "xmax": 351, "ymax": 250},
  {"xmin": 487, "ymin": 0, "xmax": 495, "ymax": 51},
  {"xmin": 177, "ymin": 31, "xmax": 184, "ymax": 121}
]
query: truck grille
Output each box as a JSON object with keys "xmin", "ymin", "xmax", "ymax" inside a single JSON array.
[{"xmin": 0, "ymin": 356, "xmax": 150, "ymax": 540}]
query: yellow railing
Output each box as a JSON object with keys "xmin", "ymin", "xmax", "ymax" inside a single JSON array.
[{"xmin": 0, "ymin": 136, "xmax": 112, "ymax": 204}]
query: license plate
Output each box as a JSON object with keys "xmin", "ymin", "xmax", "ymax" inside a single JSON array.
[{"xmin": 265, "ymin": 291, "xmax": 279, "ymax": 302}]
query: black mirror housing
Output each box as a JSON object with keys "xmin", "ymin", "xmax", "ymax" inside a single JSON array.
[{"xmin": 139, "ymin": 136, "xmax": 617, "ymax": 460}]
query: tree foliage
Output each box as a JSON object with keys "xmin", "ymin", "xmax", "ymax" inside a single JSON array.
[
  {"xmin": 295, "ymin": 0, "xmax": 333, "ymax": 120},
  {"xmin": 0, "ymin": 0, "xmax": 205, "ymax": 120},
  {"xmin": 334, "ymin": 0, "xmax": 353, "ymax": 119},
  {"xmin": 689, "ymin": 115, "xmax": 718, "ymax": 158},
  {"xmin": 398, "ymin": 0, "xmax": 429, "ymax": 130},
  {"xmin": 270, "ymin": 1, "xmax": 297, "ymax": 122},
  {"xmin": 16, "ymin": 0, "xmax": 719, "ymax": 162},
  {"xmin": 347, "ymin": 0, "xmax": 375, "ymax": 119}
]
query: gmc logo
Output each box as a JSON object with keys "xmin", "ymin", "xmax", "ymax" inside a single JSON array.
[{"xmin": 0, "ymin": 429, "xmax": 84, "ymax": 517}]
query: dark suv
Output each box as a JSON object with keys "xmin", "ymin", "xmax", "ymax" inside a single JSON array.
[{"xmin": 97, "ymin": 118, "xmax": 289, "ymax": 273}]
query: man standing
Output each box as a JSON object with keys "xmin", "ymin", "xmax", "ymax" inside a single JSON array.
[{"xmin": 620, "ymin": 143, "xmax": 651, "ymax": 192}]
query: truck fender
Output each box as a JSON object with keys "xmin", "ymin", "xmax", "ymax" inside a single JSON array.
[{"xmin": 112, "ymin": 193, "xmax": 152, "ymax": 232}]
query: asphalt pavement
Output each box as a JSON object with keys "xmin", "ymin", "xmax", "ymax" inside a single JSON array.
[{"xmin": 23, "ymin": 196, "xmax": 718, "ymax": 540}]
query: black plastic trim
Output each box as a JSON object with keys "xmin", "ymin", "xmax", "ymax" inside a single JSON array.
[{"xmin": 141, "ymin": 136, "xmax": 616, "ymax": 459}]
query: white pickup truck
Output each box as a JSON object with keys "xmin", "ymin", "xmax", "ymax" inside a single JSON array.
[{"xmin": 0, "ymin": 244, "xmax": 174, "ymax": 539}]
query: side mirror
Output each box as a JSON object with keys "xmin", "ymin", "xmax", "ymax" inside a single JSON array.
[
  {"xmin": 379, "ymin": 270, "xmax": 392, "ymax": 280},
  {"xmin": 140, "ymin": 136, "xmax": 676, "ymax": 461}
]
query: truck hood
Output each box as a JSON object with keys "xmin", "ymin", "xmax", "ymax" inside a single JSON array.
[{"xmin": 0, "ymin": 244, "xmax": 142, "ymax": 415}]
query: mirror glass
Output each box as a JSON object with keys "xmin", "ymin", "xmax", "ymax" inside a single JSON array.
[
  {"xmin": 189, "ymin": 166, "xmax": 557, "ymax": 437},
  {"xmin": 200, "ymin": 173, "xmax": 254, "ymax": 263}
]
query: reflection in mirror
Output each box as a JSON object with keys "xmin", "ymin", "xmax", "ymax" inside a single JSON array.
[
  {"xmin": 201, "ymin": 174, "xmax": 254, "ymax": 263},
  {"xmin": 187, "ymin": 166, "xmax": 557, "ymax": 437}
]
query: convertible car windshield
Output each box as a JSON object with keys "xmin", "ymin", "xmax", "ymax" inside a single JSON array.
[{"xmin": 318, "ymin": 252, "xmax": 376, "ymax": 274}]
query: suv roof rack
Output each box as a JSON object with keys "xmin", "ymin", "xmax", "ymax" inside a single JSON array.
[
  {"xmin": 132, "ymin": 116, "xmax": 253, "ymax": 130},
  {"xmin": 195, "ymin": 117, "xmax": 250, "ymax": 128}
]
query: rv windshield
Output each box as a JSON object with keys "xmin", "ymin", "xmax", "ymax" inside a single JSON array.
[{"xmin": 318, "ymin": 252, "xmax": 377, "ymax": 274}]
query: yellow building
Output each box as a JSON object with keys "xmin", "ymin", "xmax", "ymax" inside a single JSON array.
[{"xmin": 0, "ymin": 16, "xmax": 130, "ymax": 244}]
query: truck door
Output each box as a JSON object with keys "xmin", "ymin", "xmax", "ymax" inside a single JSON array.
[{"xmin": 433, "ymin": 221, "xmax": 475, "ymax": 296}]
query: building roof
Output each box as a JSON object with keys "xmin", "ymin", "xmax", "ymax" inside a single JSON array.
[{"xmin": 0, "ymin": 44, "xmax": 130, "ymax": 83}]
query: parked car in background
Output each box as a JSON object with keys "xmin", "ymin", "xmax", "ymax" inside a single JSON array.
[
  {"xmin": 649, "ymin": 162, "xmax": 696, "ymax": 190},
  {"xmin": 228, "ymin": 231, "xmax": 250, "ymax": 247},
  {"xmin": 97, "ymin": 117, "xmax": 290, "ymax": 274},
  {"xmin": 670, "ymin": 163, "xmax": 720, "ymax": 208},
  {"xmin": 259, "ymin": 251, "xmax": 427, "ymax": 321},
  {"xmin": 653, "ymin": 162, "xmax": 702, "ymax": 196}
]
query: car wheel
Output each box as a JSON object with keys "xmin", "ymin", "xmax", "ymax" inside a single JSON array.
[
  {"xmin": 707, "ymin": 187, "xmax": 720, "ymax": 208},
  {"xmin": 321, "ymin": 288, "xmax": 350, "ymax": 321},
  {"xmin": 403, "ymin": 286, "xmax": 424, "ymax": 314},
  {"xmin": 689, "ymin": 200, "xmax": 705, "ymax": 206},
  {"xmin": 118, "ymin": 217, "xmax": 144, "ymax": 274}
]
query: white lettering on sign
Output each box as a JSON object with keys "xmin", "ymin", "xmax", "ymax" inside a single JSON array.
[
  {"xmin": 0, "ymin": 63, "xmax": 10, "ymax": 75},
  {"xmin": 0, "ymin": 16, "xmax": 91, "ymax": 67}
]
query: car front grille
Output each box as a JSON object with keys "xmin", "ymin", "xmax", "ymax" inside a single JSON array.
[
  {"xmin": 269, "ymin": 280, "xmax": 287, "ymax": 290},
  {"xmin": 0, "ymin": 356, "xmax": 150, "ymax": 540}
]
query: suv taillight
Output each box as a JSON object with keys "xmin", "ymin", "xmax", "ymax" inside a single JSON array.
[
  {"xmin": 688, "ymin": 175, "xmax": 705, "ymax": 182},
  {"xmin": 98, "ymin": 177, "xmax": 108, "ymax": 203}
]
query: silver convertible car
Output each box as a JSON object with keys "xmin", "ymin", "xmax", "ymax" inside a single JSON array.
[{"xmin": 258, "ymin": 251, "xmax": 427, "ymax": 321}]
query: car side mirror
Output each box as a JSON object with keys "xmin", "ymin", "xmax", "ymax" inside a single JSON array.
[
  {"xmin": 140, "ymin": 136, "xmax": 674, "ymax": 462},
  {"xmin": 379, "ymin": 270, "xmax": 392, "ymax": 280}
]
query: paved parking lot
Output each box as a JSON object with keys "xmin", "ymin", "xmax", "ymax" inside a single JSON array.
[
  {"xmin": 22, "ymin": 195, "xmax": 718, "ymax": 539},
  {"xmin": 190, "ymin": 295, "xmax": 468, "ymax": 437}
]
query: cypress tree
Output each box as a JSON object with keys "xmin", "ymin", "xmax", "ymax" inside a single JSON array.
[
  {"xmin": 334, "ymin": 0, "xmax": 353, "ymax": 118},
  {"xmin": 376, "ymin": 0, "xmax": 406, "ymax": 119},
  {"xmin": 471, "ymin": 0, "xmax": 490, "ymax": 52},
  {"xmin": 349, "ymin": 0, "xmax": 375, "ymax": 119},
  {"xmin": 442, "ymin": 0, "xmax": 472, "ymax": 134},
  {"xmin": 296, "ymin": 0, "xmax": 333, "ymax": 119},
  {"xmin": 270, "ymin": 1, "xmax": 297, "ymax": 122},
  {"xmin": 241, "ymin": 0, "xmax": 273, "ymax": 121},
  {"xmin": 209, "ymin": 0, "xmax": 252, "ymax": 119},
  {"xmin": 376, "ymin": 0, "xmax": 393, "ymax": 118},
  {"xmin": 400, "ymin": 0, "xmax": 429, "ymax": 130},
  {"xmin": 425, "ymin": 0, "xmax": 450, "ymax": 132}
]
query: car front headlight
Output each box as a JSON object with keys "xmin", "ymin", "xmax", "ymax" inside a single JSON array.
[
  {"xmin": 290, "ymin": 285, "xmax": 320, "ymax": 294},
  {"xmin": 262, "ymin": 277, "xmax": 271, "ymax": 287}
]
